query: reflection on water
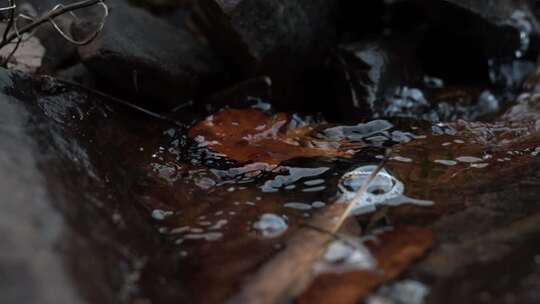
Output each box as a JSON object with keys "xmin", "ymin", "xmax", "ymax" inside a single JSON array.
[
  {"xmin": 314, "ymin": 238, "xmax": 376, "ymax": 274},
  {"xmin": 337, "ymin": 165, "xmax": 433, "ymax": 215},
  {"xmin": 11, "ymin": 63, "xmax": 540, "ymax": 303},
  {"xmin": 367, "ymin": 280, "xmax": 429, "ymax": 304},
  {"xmin": 260, "ymin": 167, "xmax": 330, "ymax": 193},
  {"xmin": 253, "ymin": 213, "xmax": 288, "ymax": 238},
  {"xmin": 134, "ymin": 99, "xmax": 540, "ymax": 303}
]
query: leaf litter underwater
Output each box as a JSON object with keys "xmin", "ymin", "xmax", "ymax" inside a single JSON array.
[
  {"xmin": 5, "ymin": 1, "xmax": 540, "ymax": 303},
  {"xmin": 17, "ymin": 70, "xmax": 535, "ymax": 304},
  {"xmin": 136, "ymin": 92, "xmax": 540, "ymax": 303}
]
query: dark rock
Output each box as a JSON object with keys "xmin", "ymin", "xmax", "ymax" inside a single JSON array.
[
  {"xmin": 55, "ymin": 63, "xmax": 96, "ymax": 87},
  {"xmin": 130, "ymin": 0, "xmax": 193, "ymax": 10},
  {"xmin": 17, "ymin": 1, "xmax": 127, "ymax": 73},
  {"xmin": 194, "ymin": 0, "xmax": 338, "ymax": 73},
  {"xmin": 33, "ymin": 16, "xmax": 78, "ymax": 73},
  {"xmin": 327, "ymin": 38, "xmax": 423, "ymax": 122},
  {"xmin": 21, "ymin": 0, "xmax": 126, "ymax": 14},
  {"xmin": 337, "ymin": 0, "xmax": 387, "ymax": 42},
  {"xmin": 338, "ymin": 1, "xmax": 539, "ymax": 85},
  {"xmin": 0, "ymin": 69, "xmax": 190, "ymax": 304},
  {"xmin": 201, "ymin": 76, "xmax": 273, "ymax": 111},
  {"xmin": 326, "ymin": 3, "xmax": 540, "ymax": 123},
  {"xmin": 0, "ymin": 73, "xmax": 84, "ymax": 304},
  {"xmin": 406, "ymin": 165, "xmax": 540, "ymax": 304},
  {"xmin": 20, "ymin": 0, "xmax": 59, "ymax": 14},
  {"xmin": 75, "ymin": 3, "xmax": 225, "ymax": 108},
  {"xmin": 159, "ymin": 6, "xmax": 192, "ymax": 29},
  {"xmin": 193, "ymin": 0, "xmax": 339, "ymax": 109},
  {"xmin": 415, "ymin": 0, "xmax": 540, "ymax": 59}
]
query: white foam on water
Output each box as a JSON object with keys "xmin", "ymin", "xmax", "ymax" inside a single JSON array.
[
  {"xmin": 322, "ymin": 120, "xmax": 394, "ymax": 141},
  {"xmin": 434, "ymin": 159, "xmax": 458, "ymax": 166},
  {"xmin": 169, "ymin": 226, "xmax": 190, "ymax": 234},
  {"xmin": 261, "ymin": 167, "xmax": 330, "ymax": 193},
  {"xmin": 337, "ymin": 165, "xmax": 433, "ymax": 215},
  {"xmin": 312, "ymin": 201, "xmax": 326, "ymax": 208},
  {"xmin": 302, "ymin": 186, "xmax": 326, "ymax": 192},
  {"xmin": 314, "ymin": 239, "xmax": 376, "ymax": 274},
  {"xmin": 391, "ymin": 156, "xmax": 413, "ymax": 163},
  {"xmin": 253, "ymin": 214, "xmax": 288, "ymax": 238},
  {"xmin": 470, "ymin": 163, "xmax": 489, "ymax": 169},
  {"xmin": 151, "ymin": 209, "xmax": 173, "ymax": 221},
  {"xmin": 456, "ymin": 156, "xmax": 483, "ymax": 163},
  {"xmin": 209, "ymin": 219, "xmax": 228, "ymax": 230},
  {"xmin": 284, "ymin": 202, "xmax": 313, "ymax": 210},
  {"xmin": 367, "ymin": 280, "xmax": 429, "ymax": 304},
  {"xmin": 304, "ymin": 179, "xmax": 325, "ymax": 186}
]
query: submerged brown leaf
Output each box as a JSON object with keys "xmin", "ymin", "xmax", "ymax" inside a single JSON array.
[
  {"xmin": 188, "ymin": 108, "xmax": 352, "ymax": 165},
  {"xmin": 298, "ymin": 226, "xmax": 434, "ymax": 304},
  {"xmin": 225, "ymin": 163, "xmax": 388, "ymax": 304},
  {"xmin": 224, "ymin": 161, "xmax": 435, "ymax": 304},
  {"xmin": 226, "ymin": 202, "xmax": 433, "ymax": 304},
  {"xmin": 225, "ymin": 203, "xmax": 352, "ymax": 304}
]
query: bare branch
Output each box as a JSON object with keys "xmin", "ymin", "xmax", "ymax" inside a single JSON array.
[
  {"xmin": 56, "ymin": 78, "xmax": 185, "ymax": 128},
  {"xmin": 2, "ymin": 0, "xmax": 15, "ymax": 44},
  {"xmin": 2, "ymin": 35, "xmax": 21, "ymax": 66},
  {"xmin": 0, "ymin": 0, "xmax": 107, "ymax": 50},
  {"xmin": 48, "ymin": 2, "xmax": 108, "ymax": 46}
]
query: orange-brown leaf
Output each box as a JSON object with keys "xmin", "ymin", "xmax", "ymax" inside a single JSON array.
[
  {"xmin": 188, "ymin": 109, "xmax": 351, "ymax": 165},
  {"xmin": 298, "ymin": 226, "xmax": 434, "ymax": 304}
]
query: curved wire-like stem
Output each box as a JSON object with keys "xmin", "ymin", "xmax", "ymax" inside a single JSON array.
[
  {"xmin": 0, "ymin": 3, "xmax": 15, "ymax": 11},
  {"xmin": 1, "ymin": 0, "xmax": 16, "ymax": 44},
  {"xmin": 48, "ymin": 1, "xmax": 108, "ymax": 46},
  {"xmin": 0, "ymin": 0, "xmax": 108, "ymax": 66}
]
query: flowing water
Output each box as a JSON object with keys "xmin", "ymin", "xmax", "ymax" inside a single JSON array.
[
  {"xmin": 8, "ymin": 65, "xmax": 540, "ymax": 304},
  {"xmin": 122, "ymin": 86, "xmax": 540, "ymax": 302}
]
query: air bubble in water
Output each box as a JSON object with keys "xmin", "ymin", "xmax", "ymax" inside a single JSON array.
[
  {"xmin": 253, "ymin": 214, "xmax": 288, "ymax": 238},
  {"xmin": 337, "ymin": 165, "xmax": 433, "ymax": 215},
  {"xmin": 314, "ymin": 239, "xmax": 376, "ymax": 274}
]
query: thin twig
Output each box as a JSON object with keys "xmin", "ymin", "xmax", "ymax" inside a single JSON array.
[
  {"xmin": 3, "ymin": 35, "xmax": 21, "ymax": 65},
  {"xmin": 332, "ymin": 154, "xmax": 390, "ymax": 234},
  {"xmin": 0, "ymin": 0, "xmax": 16, "ymax": 66},
  {"xmin": 2, "ymin": 0, "xmax": 15, "ymax": 44},
  {"xmin": 227, "ymin": 153, "xmax": 392, "ymax": 304},
  {"xmin": 56, "ymin": 78, "xmax": 184, "ymax": 128},
  {"xmin": 47, "ymin": 1, "xmax": 108, "ymax": 46},
  {"xmin": 0, "ymin": 0, "xmax": 105, "ymax": 49}
]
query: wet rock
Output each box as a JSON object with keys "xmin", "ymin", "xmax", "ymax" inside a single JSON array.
[
  {"xmin": 388, "ymin": 142, "xmax": 540, "ymax": 303},
  {"xmin": 411, "ymin": 0, "xmax": 540, "ymax": 59},
  {"xmin": 0, "ymin": 31, "xmax": 45, "ymax": 74},
  {"xmin": 130, "ymin": 0, "xmax": 193, "ymax": 8},
  {"xmin": 0, "ymin": 73, "xmax": 84, "ymax": 304},
  {"xmin": 193, "ymin": 0, "xmax": 338, "ymax": 73},
  {"xmin": 200, "ymin": 76, "xmax": 272, "ymax": 111},
  {"xmin": 335, "ymin": 1, "xmax": 539, "ymax": 82},
  {"xmin": 55, "ymin": 63, "xmax": 96, "ymax": 87},
  {"xmin": 339, "ymin": 1, "xmax": 539, "ymax": 88},
  {"xmin": 336, "ymin": 0, "xmax": 387, "ymax": 43},
  {"xmin": 328, "ymin": 34, "xmax": 530, "ymax": 123},
  {"xmin": 20, "ymin": 0, "xmax": 59, "ymax": 13},
  {"xmin": 378, "ymin": 85, "xmax": 507, "ymax": 122},
  {"xmin": 75, "ymin": 3, "xmax": 225, "ymax": 108},
  {"xmin": 0, "ymin": 68, "xmax": 190, "ymax": 304},
  {"xmin": 17, "ymin": 1, "xmax": 128, "ymax": 74},
  {"xmin": 328, "ymin": 38, "xmax": 422, "ymax": 122},
  {"xmin": 33, "ymin": 16, "xmax": 77, "ymax": 74},
  {"xmin": 193, "ymin": 0, "xmax": 339, "ymax": 109},
  {"xmin": 22, "ymin": 0, "xmax": 127, "ymax": 13}
]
